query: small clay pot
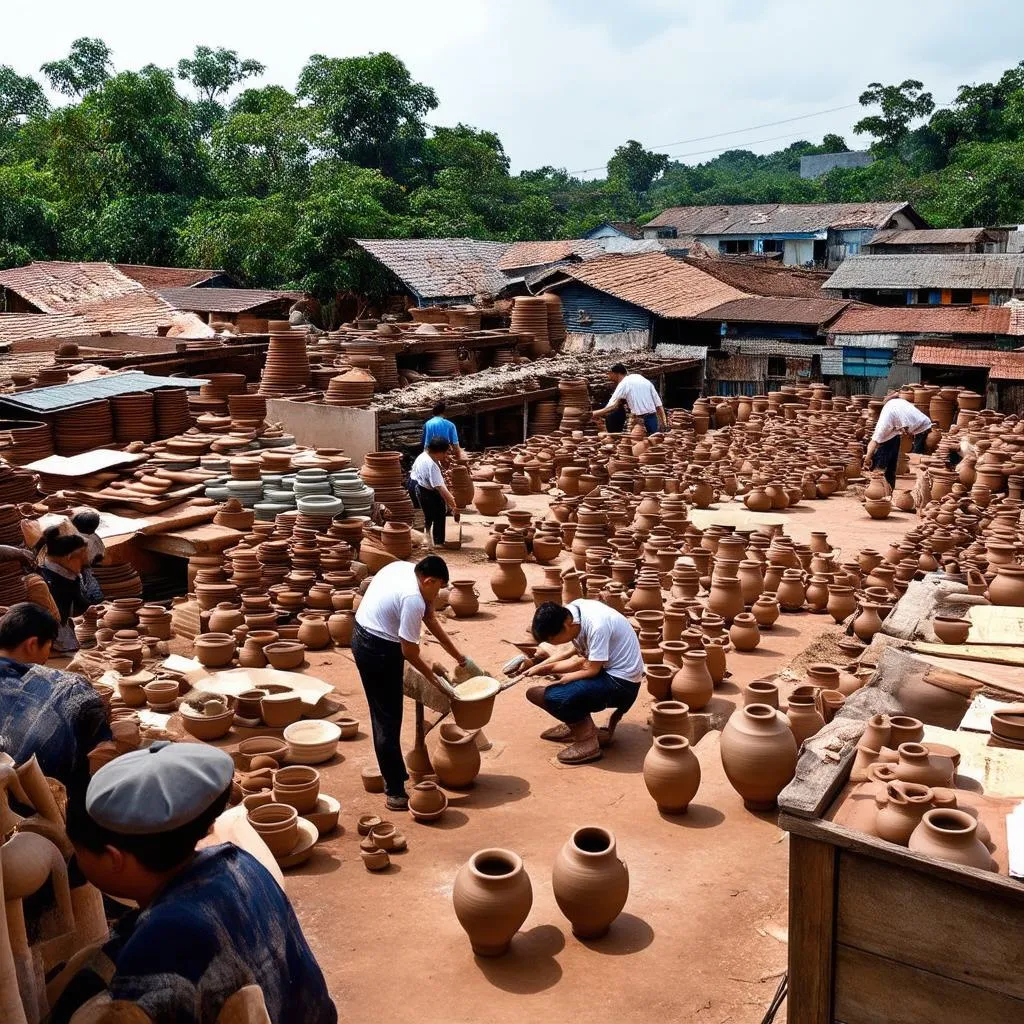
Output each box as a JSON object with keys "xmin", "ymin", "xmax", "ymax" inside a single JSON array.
[
  {"xmin": 932, "ymin": 616, "xmax": 970, "ymax": 645},
  {"xmin": 272, "ymin": 765, "xmax": 320, "ymax": 813},
  {"xmin": 260, "ymin": 692, "xmax": 303, "ymax": 728},
  {"xmin": 247, "ymin": 802, "xmax": 299, "ymax": 857},
  {"xmin": 264, "ymin": 641, "xmax": 306, "ymax": 670}
]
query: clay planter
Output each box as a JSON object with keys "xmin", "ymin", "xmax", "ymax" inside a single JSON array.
[
  {"xmin": 720, "ymin": 704, "xmax": 798, "ymax": 811},
  {"xmin": 932, "ymin": 616, "xmax": 970, "ymax": 644},
  {"xmin": 449, "ymin": 580, "xmax": 480, "ymax": 617},
  {"xmin": 409, "ymin": 781, "xmax": 448, "ymax": 822},
  {"xmin": 194, "ymin": 632, "xmax": 236, "ymax": 668},
  {"xmin": 651, "ymin": 699, "xmax": 689, "ymax": 737},
  {"xmin": 743, "ymin": 680, "xmax": 779, "ymax": 708},
  {"xmin": 264, "ymin": 641, "xmax": 306, "ymax": 670},
  {"xmin": 180, "ymin": 703, "xmax": 234, "ymax": 741},
  {"xmin": 908, "ymin": 809, "xmax": 995, "ymax": 871},
  {"xmin": 272, "ymin": 765, "xmax": 320, "ymax": 813},
  {"xmin": 491, "ymin": 558, "xmax": 527, "ymax": 602},
  {"xmin": 247, "ymin": 802, "xmax": 299, "ymax": 858},
  {"xmin": 643, "ymin": 735, "xmax": 701, "ymax": 814},
  {"xmin": 552, "ymin": 826, "xmax": 629, "ymax": 940},
  {"xmin": 453, "ymin": 849, "xmax": 533, "ymax": 956},
  {"xmin": 433, "ymin": 723, "xmax": 481, "ymax": 788},
  {"xmin": 645, "ymin": 664, "xmax": 675, "ymax": 700},
  {"xmin": 988, "ymin": 565, "xmax": 1024, "ymax": 607},
  {"xmin": 670, "ymin": 650, "xmax": 713, "ymax": 710},
  {"xmin": 729, "ymin": 612, "xmax": 760, "ymax": 652},
  {"xmin": 260, "ymin": 692, "xmax": 303, "ymax": 728}
]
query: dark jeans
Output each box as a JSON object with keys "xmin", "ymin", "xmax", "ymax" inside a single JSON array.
[
  {"xmin": 911, "ymin": 429, "xmax": 929, "ymax": 454},
  {"xmin": 417, "ymin": 485, "xmax": 447, "ymax": 544},
  {"xmin": 351, "ymin": 622, "xmax": 408, "ymax": 796},
  {"xmin": 606, "ymin": 406, "xmax": 627, "ymax": 434},
  {"xmin": 543, "ymin": 671, "xmax": 640, "ymax": 724},
  {"xmin": 640, "ymin": 412, "xmax": 660, "ymax": 436},
  {"xmin": 871, "ymin": 434, "xmax": 901, "ymax": 489}
]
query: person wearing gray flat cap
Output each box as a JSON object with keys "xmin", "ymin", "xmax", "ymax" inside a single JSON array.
[{"xmin": 51, "ymin": 742, "xmax": 337, "ymax": 1024}]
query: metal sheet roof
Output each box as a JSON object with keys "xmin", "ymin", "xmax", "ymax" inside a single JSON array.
[
  {"xmin": 823, "ymin": 254, "xmax": 1024, "ymax": 292},
  {"xmin": 0, "ymin": 371, "xmax": 209, "ymax": 412},
  {"xmin": 643, "ymin": 202, "xmax": 917, "ymax": 236}
]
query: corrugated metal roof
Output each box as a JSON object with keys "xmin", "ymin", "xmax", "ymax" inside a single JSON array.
[
  {"xmin": 644, "ymin": 202, "xmax": 915, "ymax": 235},
  {"xmin": 158, "ymin": 287, "xmax": 305, "ymax": 314},
  {"xmin": 828, "ymin": 304, "xmax": 1013, "ymax": 336},
  {"xmin": 866, "ymin": 228, "xmax": 991, "ymax": 246},
  {"xmin": 352, "ymin": 238, "xmax": 511, "ymax": 299},
  {"xmin": 830, "ymin": 334, "xmax": 901, "ymax": 349},
  {"xmin": 820, "ymin": 348, "xmax": 844, "ymax": 374},
  {"xmin": 115, "ymin": 264, "xmax": 228, "ymax": 288},
  {"xmin": 0, "ymin": 261, "xmax": 141, "ymax": 313},
  {"xmin": 682, "ymin": 257, "xmax": 830, "ymax": 298},
  {"xmin": 547, "ymin": 252, "xmax": 748, "ymax": 319},
  {"xmin": 823, "ymin": 254, "xmax": 1024, "ymax": 292},
  {"xmin": 696, "ymin": 296, "xmax": 850, "ymax": 325},
  {"xmin": 722, "ymin": 338, "xmax": 822, "ymax": 357},
  {"xmin": 0, "ymin": 371, "xmax": 209, "ymax": 412}
]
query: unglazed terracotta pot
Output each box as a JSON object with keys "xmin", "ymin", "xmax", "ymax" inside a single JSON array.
[
  {"xmin": 786, "ymin": 692, "xmax": 825, "ymax": 745},
  {"xmin": 643, "ymin": 735, "xmax": 701, "ymax": 813},
  {"xmin": 297, "ymin": 613, "xmax": 331, "ymax": 650},
  {"xmin": 932, "ymin": 616, "xmax": 970, "ymax": 644},
  {"xmin": 432, "ymin": 723, "xmax": 481, "ymax": 788},
  {"xmin": 988, "ymin": 565, "xmax": 1024, "ymax": 607},
  {"xmin": 743, "ymin": 680, "xmax": 779, "ymax": 708},
  {"xmin": 651, "ymin": 700, "xmax": 689, "ymax": 738},
  {"xmin": 473, "ymin": 482, "xmax": 505, "ymax": 517},
  {"xmin": 908, "ymin": 809, "xmax": 995, "ymax": 871},
  {"xmin": 552, "ymin": 826, "xmax": 629, "ymax": 939},
  {"xmin": 328, "ymin": 610, "xmax": 354, "ymax": 646},
  {"xmin": 708, "ymin": 576, "xmax": 743, "ymax": 623},
  {"xmin": 720, "ymin": 704, "xmax": 798, "ymax": 810},
  {"xmin": 729, "ymin": 612, "xmax": 760, "ymax": 651},
  {"xmin": 644, "ymin": 664, "xmax": 675, "ymax": 701},
  {"xmin": 892, "ymin": 743, "xmax": 954, "ymax": 787},
  {"xmin": 449, "ymin": 580, "xmax": 480, "ymax": 617},
  {"xmin": 853, "ymin": 602, "xmax": 885, "ymax": 642},
  {"xmin": 826, "ymin": 585, "xmax": 856, "ymax": 624},
  {"xmin": 491, "ymin": 558, "xmax": 527, "ymax": 601},
  {"xmin": 453, "ymin": 849, "xmax": 533, "ymax": 955},
  {"xmin": 874, "ymin": 781, "xmax": 933, "ymax": 845},
  {"xmin": 751, "ymin": 595, "xmax": 780, "ymax": 629},
  {"xmin": 670, "ymin": 650, "xmax": 713, "ymax": 710}
]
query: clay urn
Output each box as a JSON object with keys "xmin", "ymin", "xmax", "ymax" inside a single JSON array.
[
  {"xmin": 826, "ymin": 585, "xmax": 856, "ymax": 624},
  {"xmin": 707, "ymin": 576, "xmax": 743, "ymax": 623},
  {"xmin": 729, "ymin": 612, "xmax": 760, "ymax": 652},
  {"xmin": 864, "ymin": 473, "xmax": 891, "ymax": 500},
  {"xmin": 720, "ymin": 704, "xmax": 798, "ymax": 811},
  {"xmin": 932, "ymin": 616, "xmax": 970, "ymax": 644},
  {"xmin": 775, "ymin": 569, "xmax": 806, "ymax": 612},
  {"xmin": 209, "ymin": 602, "xmax": 244, "ymax": 634},
  {"xmin": 701, "ymin": 636, "xmax": 728, "ymax": 686},
  {"xmin": 874, "ymin": 781, "xmax": 933, "ymax": 845},
  {"xmin": 744, "ymin": 486, "xmax": 771, "ymax": 512},
  {"xmin": 908, "ymin": 809, "xmax": 995, "ymax": 871},
  {"xmin": 651, "ymin": 700, "xmax": 689, "ymax": 738},
  {"xmin": 432, "ymin": 723, "xmax": 481, "ymax": 788},
  {"xmin": 328, "ymin": 610, "xmax": 355, "ymax": 646},
  {"xmin": 988, "ymin": 565, "xmax": 1024, "ymax": 607},
  {"xmin": 409, "ymin": 781, "xmax": 448, "ymax": 822},
  {"xmin": 751, "ymin": 595, "xmax": 780, "ymax": 629},
  {"xmin": 491, "ymin": 558, "xmax": 527, "ymax": 602},
  {"xmin": 297, "ymin": 613, "xmax": 331, "ymax": 650},
  {"xmin": 473, "ymin": 482, "xmax": 505, "ymax": 517},
  {"xmin": 892, "ymin": 489, "xmax": 915, "ymax": 512},
  {"xmin": 453, "ymin": 848, "xmax": 533, "ymax": 956},
  {"xmin": 552, "ymin": 826, "xmax": 629, "ymax": 939},
  {"xmin": 670, "ymin": 650, "xmax": 713, "ymax": 710},
  {"xmin": 852, "ymin": 602, "xmax": 885, "ymax": 643},
  {"xmin": 864, "ymin": 498, "xmax": 892, "ymax": 520},
  {"xmin": 643, "ymin": 735, "xmax": 701, "ymax": 814},
  {"xmin": 239, "ymin": 638, "xmax": 268, "ymax": 668},
  {"xmin": 786, "ymin": 692, "xmax": 825, "ymax": 745},
  {"xmin": 194, "ymin": 632, "xmax": 236, "ymax": 668}
]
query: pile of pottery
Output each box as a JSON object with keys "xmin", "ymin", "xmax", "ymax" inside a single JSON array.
[
  {"xmin": 53, "ymin": 400, "xmax": 114, "ymax": 455},
  {"xmin": 323, "ymin": 368, "xmax": 376, "ymax": 407},
  {"xmin": 0, "ymin": 419, "xmax": 55, "ymax": 464},
  {"xmin": 557, "ymin": 377, "xmax": 593, "ymax": 432},
  {"xmin": 510, "ymin": 296, "xmax": 551, "ymax": 359},
  {"xmin": 358, "ymin": 450, "xmax": 414, "ymax": 524},
  {"xmin": 258, "ymin": 321, "xmax": 312, "ymax": 396},
  {"xmin": 110, "ymin": 392, "xmax": 157, "ymax": 444},
  {"xmin": 357, "ymin": 813, "xmax": 410, "ymax": 871}
]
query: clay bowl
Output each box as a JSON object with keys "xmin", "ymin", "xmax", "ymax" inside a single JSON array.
[
  {"xmin": 932, "ymin": 616, "xmax": 971, "ymax": 645},
  {"xmin": 361, "ymin": 765, "xmax": 384, "ymax": 793},
  {"xmin": 357, "ymin": 813, "xmax": 383, "ymax": 836},
  {"xmin": 180, "ymin": 705, "xmax": 235, "ymax": 741},
  {"xmin": 194, "ymin": 632, "xmax": 236, "ymax": 668},
  {"xmin": 338, "ymin": 716, "xmax": 359, "ymax": 739},
  {"xmin": 264, "ymin": 641, "xmax": 306, "ymax": 670},
  {"xmin": 236, "ymin": 736, "xmax": 289, "ymax": 769},
  {"xmin": 990, "ymin": 710, "xmax": 1024, "ymax": 742},
  {"xmin": 260, "ymin": 691, "xmax": 303, "ymax": 728},
  {"xmin": 369, "ymin": 821, "xmax": 398, "ymax": 850},
  {"xmin": 361, "ymin": 848, "xmax": 390, "ymax": 871},
  {"xmin": 143, "ymin": 680, "xmax": 179, "ymax": 708},
  {"xmin": 304, "ymin": 794, "xmax": 341, "ymax": 835},
  {"xmin": 272, "ymin": 765, "xmax": 321, "ymax": 813},
  {"xmin": 246, "ymin": 803, "xmax": 299, "ymax": 858},
  {"xmin": 282, "ymin": 719, "xmax": 341, "ymax": 765},
  {"xmin": 450, "ymin": 676, "xmax": 500, "ymax": 731}
]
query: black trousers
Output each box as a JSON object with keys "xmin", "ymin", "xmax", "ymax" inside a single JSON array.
[
  {"xmin": 606, "ymin": 406, "xmax": 627, "ymax": 434},
  {"xmin": 351, "ymin": 622, "xmax": 408, "ymax": 796},
  {"xmin": 417, "ymin": 485, "xmax": 447, "ymax": 544},
  {"xmin": 871, "ymin": 434, "xmax": 901, "ymax": 490}
]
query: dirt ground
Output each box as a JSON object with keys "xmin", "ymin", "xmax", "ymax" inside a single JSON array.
[{"xmin": 266, "ymin": 487, "xmax": 911, "ymax": 1023}]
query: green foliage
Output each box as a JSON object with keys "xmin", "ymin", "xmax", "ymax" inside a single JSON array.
[
  {"xmin": 853, "ymin": 79, "xmax": 935, "ymax": 153},
  {"xmin": 0, "ymin": 66, "xmax": 49, "ymax": 136},
  {"xmin": 0, "ymin": 162, "xmax": 57, "ymax": 268},
  {"xmin": 40, "ymin": 38, "xmax": 112, "ymax": 97},
  {"xmin": 176, "ymin": 46, "xmax": 265, "ymax": 105},
  {"xmin": 607, "ymin": 140, "xmax": 669, "ymax": 195}
]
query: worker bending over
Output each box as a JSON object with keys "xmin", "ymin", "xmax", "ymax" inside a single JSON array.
[
  {"xmin": 862, "ymin": 394, "xmax": 933, "ymax": 489},
  {"xmin": 592, "ymin": 363, "xmax": 668, "ymax": 436}
]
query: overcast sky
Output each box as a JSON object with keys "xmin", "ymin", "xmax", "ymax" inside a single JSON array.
[{"xmin": 5, "ymin": 0, "xmax": 1024, "ymax": 175}]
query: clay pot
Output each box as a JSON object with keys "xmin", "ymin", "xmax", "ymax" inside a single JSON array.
[
  {"xmin": 893, "ymin": 742, "xmax": 954, "ymax": 787},
  {"xmin": 328, "ymin": 610, "xmax": 354, "ymax": 646},
  {"xmin": 272, "ymin": 765, "xmax": 320, "ymax": 813},
  {"xmin": 264, "ymin": 641, "xmax": 306, "ymax": 670},
  {"xmin": 775, "ymin": 570, "xmax": 805, "ymax": 612},
  {"xmin": 552, "ymin": 826, "xmax": 629, "ymax": 939},
  {"xmin": 239, "ymin": 638, "xmax": 268, "ymax": 668},
  {"xmin": 988, "ymin": 565, "xmax": 1024, "ymax": 606},
  {"xmin": 453, "ymin": 849, "xmax": 533, "ymax": 956},
  {"xmin": 908, "ymin": 809, "xmax": 995, "ymax": 871},
  {"xmin": 645, "ymin": 664, "xmax": 675, "ymax": 700},
  {"xmin": 888, "ymin": 716, "xmax": 925, "ymax": 746},
  {"xmin": 786, "ymin": 692, "xmax": 825, "ymax": 745},
  {"xmin": 448, "ymin": 579, "xmax": 480, "ymax": 618},
  {"xmin": 433, "ymin": 723, "xmax": 481, "ymax": 788},
  {"xmin": 409, "ymin": 781, "xmax": 448, "ymax": 821},
  {"xmin": 194, "ymin": 632, "xmax": 236, "ymax": 668},
  {"xmin": 651, "ymin": 700, "xmax": 689, "ymax": 737},
  {"xmin": 491, "ymin": 558, "xmax": 527, "ymax": 602},
  {"xmin": 707, "ymin": 576, "xmax": 743, "ymax": 623},
  {"xmin": 826, "ymin": 585, "xmax": 856, "ymax": 624},
  {"xmin": 751, "ymin": 595, "xmax": 780, "ymax": 629},
  {"xmin": 865, "ymin": 474, "xmax": 891, "ymax": 500},
  {"xmin": 209, "ymin": 602, "xmax": 244, "ymax": 634},
  {"xmin": 643, "ymin": 735, "xmax": 701, "ymax": 813},
  {"xmin": 720, "ymin": 704, "xmax": 798, "ymax": 810},
  {"xmin": 247, "ymin": 803, "xmax": 299, "ymax": 858},
  {"xmin": 864, "ymin": 498, "xmax": 892, "ymax": 520},
  {"xmin": 260, "ymin": 692, "xmax": 303, "ymax": 728},
  {"xmin": 743, "ymin": 680, "xmax": 779, "ymax": 708},
  {"xmin": 729, "ymin": 612, "xmax": 760, "ymax": 652},
  {"xmin": 874, "ymin": 781, "xmax": 933, "ymax": 845},
  {"xmin": 852, "ymin": 602, "xmax": 885, "ymax": 643},
  {"xmin": 670, "ymin": 650, "xmax": 713, "ymax": 710},
  {"xmin": 473, "ymin": 482, "xmax": 505, "ymax": 517},
  {"xmin": 297, "ymin": 613, "xmax": 331, "ymax": 650},
  {"xmin": 744, "ymin": 487, "xmax": 771, "ymax": 512},
  {"xmin": 932, "ymin": 616, "xmax": 970, "ymax": 644}
]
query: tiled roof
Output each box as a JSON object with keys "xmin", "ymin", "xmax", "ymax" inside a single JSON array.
[
  {"xmin": 352, "ymin": 238, "xmax": 511, "ymax": 299},
  {"xmin": 911, "ymin": 344, "xmax": 1006, "ymax": 368},
  {"xmin": 0, "ymin": 313, "xmax": 93, "ymax": 344},
  {"xmin": 497, "ymin": 239, "xmax": 602, "ymax": 271},
  {"xmin": 987, "ymin": 352, "xmax": 1024, "ymax": 381},
  {"xmin": 867, "ymin": 228, "xmax": 991, "ymax": 246},
  {"xmin": 0, "ymin": 292, "xmax": 176, "ymax": 343},
  {"xmin": 696, "ymin": 296, "xmax": 850, "ymax": 326},
  {"xmin": 823, "ymin": 254, "xmax": 1024, "ymax": 292},
  {"xmin": 0, "ymin": 261, "xmax": 142, "ymax": 313},
  {"xmin": 157, "ymin": 287, "xmax": 304, "ymax": 314},
  {"xmin": 549, "ymin": 251, "xmax": 748, "ymax": 319},
  {"xmin": 643, "ymin": 202, "xmax": 915, "ymax": 235},
  {"xmin": 115, "ymin": 264, "xmax": 227, "ymax": 288},
  {"xmin": 607, "ymin": 221, "xmax": 643, "ymax": 240},
  {"xmin": 682, "ymin": 257, "xmax": 830, "ymax": 297},
  {"xmin": 829, "ymin": 304, "xmax": 1013, "ymax": 336}
]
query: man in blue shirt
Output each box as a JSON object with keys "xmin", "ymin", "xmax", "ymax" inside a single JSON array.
[{"xmin": 422, "ymin": 401, "xmax": 461, "ymax": 452}]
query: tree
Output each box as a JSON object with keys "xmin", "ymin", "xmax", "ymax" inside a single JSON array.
[
  {"xmin": 297, "ymin": 52, "xmax": 437, "ymax": 177},
  {"xmin": 40, "ymin": 37, "xmax": 112, "ymax": 97},
  {"xmin": 853, "ymin": 80, "xmax": 935, "ymax": 152},
  {"xmin": 176, "ymin": 46, "xmax": 265, "ymax": 104},
  {"xmin": 607, "ymin": 140, "xmax": 669, "ymax": 195},
  {"xmin": 0, "ymin": 66, "xmax": 49, "ymax": 134},
  {"xmin": 822, "ymin": 133, "xmax": 848, "ymax": 152}
]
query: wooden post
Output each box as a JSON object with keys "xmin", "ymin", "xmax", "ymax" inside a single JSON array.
[
  {"xmin": 522, "ymin": 399, "xmax": 529, "ymax": 441},
  {"xmin": 786, "ymin": 833, "xmax": 837, "ymax": 1023}
]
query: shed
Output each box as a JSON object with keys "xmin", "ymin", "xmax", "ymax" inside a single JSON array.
[{"xmin": 0, "ymin": 371, "xmax": 209, "ymax": 415}]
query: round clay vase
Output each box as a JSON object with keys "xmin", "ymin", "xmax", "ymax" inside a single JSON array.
[
  {"xmin": 670, "ymin": 650, "xmax": 714, "ymax": 711},
  {"xmin": 720, "ymin": 704, "xmax": 798, "ymax": 810},
  {"xmin": 729, "ymin": 612, "xmax": 760, "ymax": 652},
  {"xmin": 643, "ymin": 735, "xmax": 701, "ymax": 813},
  {"xmin": 932, "ymin": 616, "xmax": 970, "ymax": 644},
  {"xmin": 297, "ymin": 614, "xmax": 331, "ymax": 650},
  {"xmin": 775, "ymin": 570, "xmax": 806, "ymax": 612},
  {"xmin": 433, "ymin": 723, "xmax": 481, "ymax": 788},
  {"xmin": 908, "ymin": 809, "xmax": 995, "ymax": 871},
  {"xmin": 552, "ymin": 826, "xmax": 629, "ymax": 939},
  {"xmin": 327, "ymin": 610, "xmax": 354, "ymax": 647},
  {"xmin": 453, "ymin": 849, "xmax": 533, "ymax": 956},
  {"xmin": 988, "ymin": 565, "xmax": 1024, "ymax": 607},
  {"xmin": 473, "ymin": 482, "xmax": 505, "ymax": 517},
  {"xmin": 708, "ymin": 576, "xmax": 744, "ymax": 624},
  {"xmin": 751, "ymin": 596, "xmax": 780, "ymax": 629},
  {"xmin": 491, "ymin": 558, "xmax": 527, "ymax": 602},
  {"xmin": 786, "ymin": 693, "xmax": 825, "ymax": 745},
  {"xmin": 853, "ymin": 602, "xmax": 885, "ymax": 643},
  {"xmin": 745, "ymin": 487, "xmax": 771, "ymax": 512},
  {"xmin": 865, "ymin": 473, "xmax": 891, "ymax": 500},
  {"xmin": 826, "ymin": 586, "xmax": 857, "ymax": 624},
  {"xmin": 874, "ymin": 781, "xmax": 933, "ymax": 845},
  {"xmin": 449, "ymin": 580, "xmax": 480, "ymax": 617}
]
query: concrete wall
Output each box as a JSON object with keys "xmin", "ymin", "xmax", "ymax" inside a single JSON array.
[
  {"xmin": 266, "ymin": 399, "xmax": 379, "ymax": 463},
  {"xmin": 563, "ymin": 330, "xmax": 652, "ymax": 354},
  {"xmin": 799, "ymin": 151, "xmax": 874, "ymax": 178}
]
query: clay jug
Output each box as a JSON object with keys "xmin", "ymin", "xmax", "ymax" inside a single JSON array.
[
  {"xmin": 297, "ymin": 613, "xmax": 331, "ymax": 650},
  {"xmin": 491, "ymin": 558, "xmax": 527, "ymax": 602},
  {"xmin": 874, "ymin": 781, "xmax": 933, "ymax": 845},
  {"xmin": 328, "ymin": 610, "xmax": 354, "ymax": 646},
  {"xmin": 720, "ymin": 704, "xmax": 798, "ymax": 810},
  {"xmin": 651, "ymin": 699, "xmax": 689, "ymax": 738},
  {"xmin": 433, "ymin": 723, "xmax": 481, "ymax": 787},
  {"xmin": 453, "ymin": 848, "xmax": 533, "ymax": 956},
  {"xmin": 449, "ymin": 580, "xmax": 480, "ymax": 617},
  {"xmin": 707, "ymin": 576, "xmax": 743, "ymax": 623},
  {"xmin": 670, "ymin": 650, "xmax": 713, "ymax": 710},
  {"xmin": 729, "ymin": 612, "xmax": 760, "ymax": 652},
  {"xmin": 852, "ymin": 602, "xmax": 885, "ymax": 642},
  {"xmin": 826, "ymin": 585, "xmax": 856, "ymax": 624},
  {"xmin": 643, "ymin": 735, "xmax": 701, "ymax": 813},
  {"xmin": 786, "ymin": 692, "xmax": 825, "ymax": 745},
  {"xmin": 751, "ymin": 595, "xmax": 780, "ymax": 629},
  {"xmin": 908, "ymin": 809, "xmax": 995, "ymax": 871},
  {"xmin": 552, "ymin": 826, "xmax": 629, "ymax": 939}
]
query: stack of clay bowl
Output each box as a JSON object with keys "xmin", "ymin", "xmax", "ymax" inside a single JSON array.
[
  {"xmin": 53, "ymin": 400, "xmax": 114, "ymax": 455},
  {"xmin": 529, "ymin": 399, "xmax": 559, "ymax": 435},
  {"xmin": 0, "ymin": 420, "xmax": 54, "ymax": 465},
  {"xmin": 0, "ymin": 465, "xmax": 39, "ymax": 505},
  {"xmin": 110, "ymin": 392, "xmax": 156, "ymax": 443},
  {"xmin": 259, "ymin": 322, "xmax": 311, "ymax": 396},
  {"xmin": 424, "ymin": 346, "xmax": 461, "ymax": 376},
  {"xmin": 342, "ymin": 337, "xmax": 400, "ymax": 391},
  {"xmin": 92, "ymin": 562, "xmax": 143, "ymax": 598},
  {"xmin": 0, "ymin": 504, "xmax": 23, "ymax": 546},
  {"xmin": 511, "ymin": 296, "xmax": 551, "ymax": 358},
  {"xmin": 447, "ymin": 306, "xmax": 482, "ymax": 331},
  {"xmin": 324, "ymin": 369, "xmax": 376, "ymax": 407},
  {"xmin": 228, "ymin": 392, "xmax": 268, "ymax": 430},
  {"xmin": 37, "ymin": 366, "xmax": 69, "ymax": 386},
  {"xmin": 200, "ymin": 373, "xmax": 248, "ymax": 408},
  {"xmin": 153, "ymin": 388, "xmax": 192, "ymax": 436},
  {"xmin": 543, "ymin": 292, "xmax": 565, "ymax": 349},
  {"xmin": 0, "ymin": 561, "xmax": 27, "ymax": 606},
  {"xmin": 359, "ymin": 451, "xmax": 414, "ymax": 523}
]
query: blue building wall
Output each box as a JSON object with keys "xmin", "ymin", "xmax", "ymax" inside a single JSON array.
[{"xmin": 553, "ymin": 282, "xmax": 652, "ymax": 335}]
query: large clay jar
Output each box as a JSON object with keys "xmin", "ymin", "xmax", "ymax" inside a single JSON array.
[
  {"xmin": 453, "ymin": 848, "xmax": 533, "ymax": 956},
  {"xmin": 433, "ymin": 723, "xmax": 481, "ymax": 788},
  {"xmin": 744, "ymin": 486, "xmax": 771, "ymax": 512},
  {"xmin": 988, "ymin": 565, "xmax": 1024, "ymax": 607},
  {"xmin": 865, "ymin": 473, "xmax": 891, "ymax": 500},
  {"xmin": 751, "ymin": 595, "xmax": 780, "ymax": 629},
  {"xmin": 552, "ymin": 826, "xmax": 629, "ymax": 939},
  {"xmin": 670, "ymin": 650, "xmax": 713, "ymax": 710},
  {"xmin": 707, "ymin": 576, "xmax": 743, "ymax": 624},
  {"xmin": 651, "ymin": 699, "xmax": 689, "ymax": 738},
  {"xmin": 449, "ymin": 579, "xmax": 480, "ymax": 617},
  {"xmin": 643, "ymin": 735, "xmax": 701, "ymax": 813},
  {"xmin": 209, "ymin": 602, "xmax": 244, "ymax": 634},
  {"xmin": 852, "ymin": 602, "xmax": 885, "ymax": 642},
  {"xmin": 491, "ymin": 558, "xmax": 527, "ymax": 602},
  {"xmin": 473, "ymin": 482, "xmax": 505, "ymax": 517},
  {"xmin": 874, "ymin": 781, "xmax": 933, "ymax": 845},
  {"xmin": 328, "ymin": 610, "xmax": 354, "ymax": 647},
  {"xmin": 908, "ymin": 809, "xmax": 995, "ymax": 871},
  {"xmin": 775, "ymin": 570, "xmax": 806, "ymax": 612},
  {"xmin": 720, "ymin": 704, "xmax": 798, "ymax": 810},
  {"xmin": 297, "ymin": 613, "xmax": 331, "ymax": 650}
]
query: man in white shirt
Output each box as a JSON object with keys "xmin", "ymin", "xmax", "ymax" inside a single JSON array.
[
  {"xmin": 409, "ymin": 439, "xmax": 459, "ymax": 549},
  {"xmin": 862, "ymin": 395, "xmax": 933, "ymax": 489},
  {"xmin": 592, "ymin": 363, "xmax": 668, "ymax": 437},
  {"xmin": 352, "ymin": 555, "xmax": 469, "ymax": 810},
  {"xmin": 524, "ymin": 600, "xmax": 644, "ymax": 765}
]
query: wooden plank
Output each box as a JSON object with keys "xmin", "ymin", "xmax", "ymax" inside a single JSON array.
[
  {"xmin": 137, "ymin": 523, "xmax": 243, "ymax": 558},
  {"xmin": 837, "ymin": 851, "xmax": 1024, "ymax": 1001},
  {"xmin": 966, "ymin": 605, "xmax": 1024, "ymax": 646},
  {"xmin": 786, "ymin": 834, "xmax": 836, "ymax": 1024},
  {"xmin": 909, "ymin": 652, "xmax": 1024, "ymax": 698},
  {"xmin": 910, "ymin": 642, "xmax": 1024, "ymax": 667},
  {"xmin": 834, "ymin": 944, "xmax": 1024, "ymax": 1024}
]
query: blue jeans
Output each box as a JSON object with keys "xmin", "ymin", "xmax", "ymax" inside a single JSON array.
[
  {"xmin": 641, "ymin": 413, "xmax": 659, "ymax": 435},
  {"xmin": 543, "ymin": 671, "xmax": 640, "ymax": 724}
]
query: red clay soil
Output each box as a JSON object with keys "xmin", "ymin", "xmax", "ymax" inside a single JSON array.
[{"xmin": 233, "ymin": 489, "xmax": 910, "ymax": 1023}]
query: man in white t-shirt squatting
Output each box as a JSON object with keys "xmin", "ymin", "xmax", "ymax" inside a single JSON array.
[
  {"xmin": 524, "ymin": 599, "xmax": 644, "ymax": 765},
  {"xmin": 592, "ymin": 363, "xmax": 668, "ymax": 437},
  {"xmin": 353, "ymin": 555, "xmax": 469, "ymax": 811}
]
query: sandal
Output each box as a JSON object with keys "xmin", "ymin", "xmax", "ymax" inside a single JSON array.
[
  {"xmin": 540, "ymin": 723, "xmax": 573, "ymax": 742},
  {"xmin": 557, "ymin": 739, "xmax": 602, "ymax": 765}
]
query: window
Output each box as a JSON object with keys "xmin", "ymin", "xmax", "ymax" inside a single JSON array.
[
  {"xmin": 719, "ymin": 239, "xmax": 753, "ymax": 255},
  {"xmin": 767, "ymin": 356, "xmax": 787, "ymax": 377},
  {"xmin": 761, "ymin": 240, "xmax": 783, "ymax": 253},
  {"xmin": 950, "ymin": 289, "xmax": 972, "ymax": 304},
  {"xmin": 656, "ymin": 228, "xmax": 677, "ymax": 240}
]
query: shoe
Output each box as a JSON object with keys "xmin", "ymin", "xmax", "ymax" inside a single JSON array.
[
  {"xmin": 385, "ymin": 795, "xmax": 409, "ymax": 812},
  {"xmin": 557, "ymin": 739, "xmax": 602, "ymax": 765},
  {"xmin": 540, "ymin": 723, "xmax": 573, "ymax": 742}
]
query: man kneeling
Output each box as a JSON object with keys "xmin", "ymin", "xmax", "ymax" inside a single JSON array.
[{"xmin": 525, "ymin": 600, "xmax": 644, "ymax": 765}]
